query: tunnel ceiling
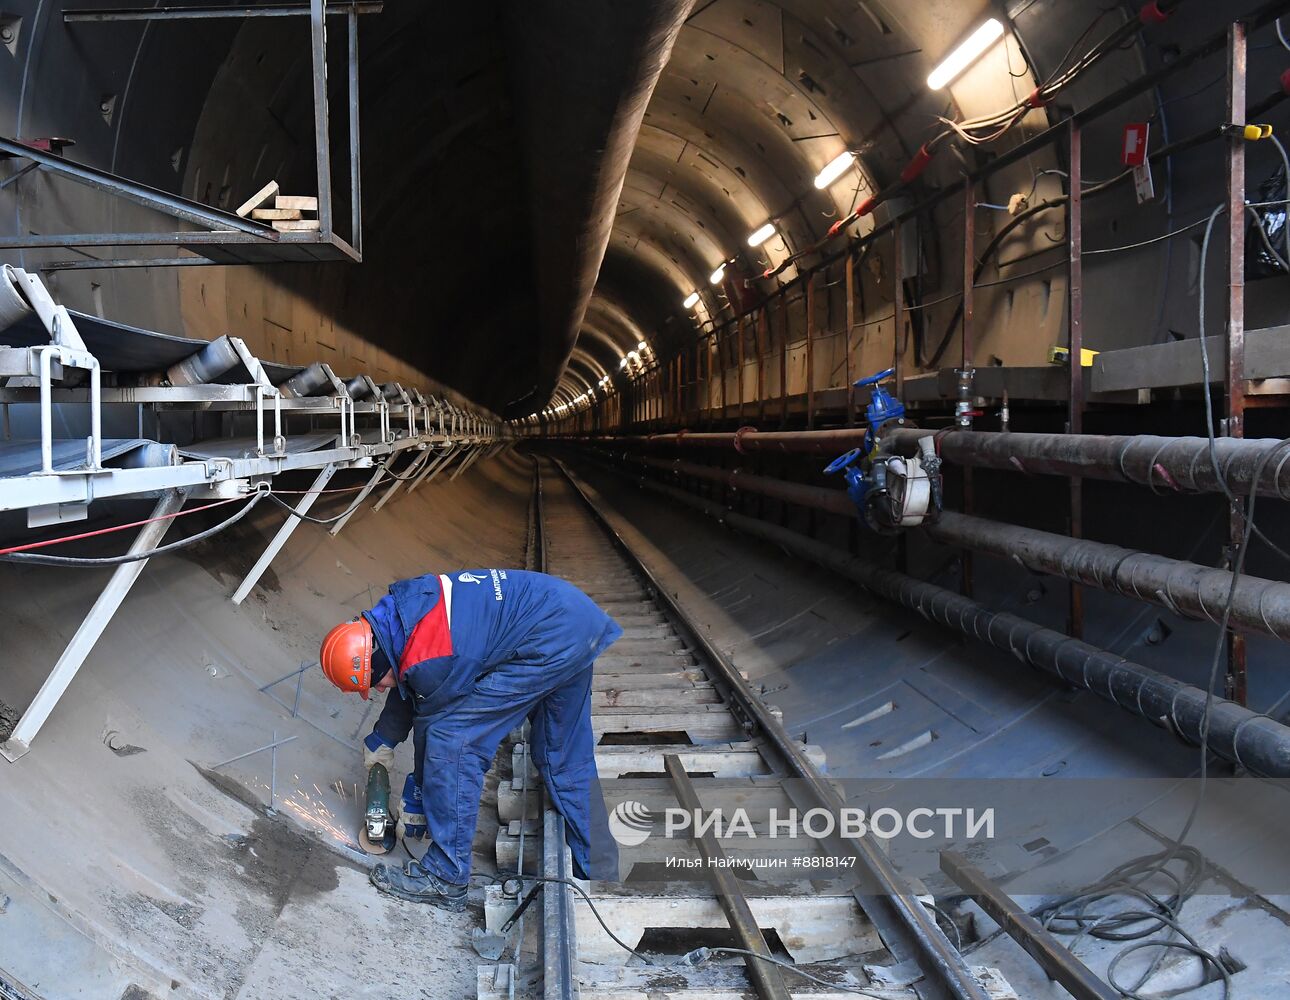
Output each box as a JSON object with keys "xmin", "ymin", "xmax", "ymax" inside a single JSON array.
[
  {"xmin": 184, "ymin": 0, "xmax": 959, "ymax": 419},
  {"xmin": 21, "ymin": 1, "xmax": 1252, "ymax": 419}
]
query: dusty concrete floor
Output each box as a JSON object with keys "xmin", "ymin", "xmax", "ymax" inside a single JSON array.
[
  {"xmin": 0, "ymin": 450, "xmax": 533, "ymax": 999},
  {"xmin": 1, "ymin": 447, "xmax": 1288, "ymax": 998}
]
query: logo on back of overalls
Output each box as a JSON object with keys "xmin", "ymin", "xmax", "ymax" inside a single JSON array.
[{"xmin": 458, "ymin": 572, "xmax": 488, "ymax": 584}]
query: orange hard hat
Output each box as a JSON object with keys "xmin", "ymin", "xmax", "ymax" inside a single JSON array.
[{"xmin": 320, "ymin": 617, "xmax": 374, "ymax": 699}]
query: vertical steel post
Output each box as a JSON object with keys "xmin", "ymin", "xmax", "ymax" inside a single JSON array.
[
  {"xmin": 1067, "ymin": 123, "xmax": 1085, "ymax": 640},
  {"xmin": 779, "ymin": 292, "xmax": 788, "ymax": 426},
  {"xmin": 1226, "ymin": 20, "xmax": 1248, "ymax": 704},
  {"xmin": 737, "ymin": 314, "xmax": 746, "ymax": 420},
  {"xmin": 328, "ymin": 455, "xmax": 389, "ymax": 536},
  {"xmin": 373, "ymin": 448, "xmax": 428, "ymax": 510},
  {"xmin": 310, "ymin": 0, "xmax": 334, "ymax": 235},
  {"xmin": 347, "ymin": 4, "xmax": 362, "ymax": 254},
  {"xmin": 719, "ymin": 328, "xmax": 728, "ymax": 420},
  {"xmin": 232, "ymin": 464, "xmax": 337, "ymax": 605},
  {"xmin": 665, "ymin": 755, "xmax": 792, "ymax": 1000},
  {"xmin": 756, "ymin": 306, "xmax": 768, "ymax": 423},
  {"xmin": 892, "ymin": 220, "xmax": 906, "ymax": 400},
  {"xmin": 961, "ymin": 182, "xmax": 976, "ymax": 598},
  {"xmin": 1, "ymin": 490, "xmax": 188, "ymax": 761},
  {"xmin": 845, "ymin": 249, "xmax": 856, "ymax": 426},
  {"xmin": 805, "ymin": 270, "xmax": 816, "ymax": 429}
]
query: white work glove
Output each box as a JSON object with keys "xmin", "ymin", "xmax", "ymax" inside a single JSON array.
[{"xmin": 363, "ymin": 739, "xmax": 396, "ymax": 773}]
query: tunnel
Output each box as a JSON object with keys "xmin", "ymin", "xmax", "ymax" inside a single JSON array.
[{"xmin": 3, "ymin": 1, "xmax": 1290, "ymax": 998}]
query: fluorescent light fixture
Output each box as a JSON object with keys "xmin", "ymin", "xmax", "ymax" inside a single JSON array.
[
  {"xmin": 814, "ymin": 150, "xmax": 855, "ymax": 189},
  {"xmin": 709, "ymin": 264, "xmax": 726, "ymax": 285},
  {"xmin": 927, "ymin": 18, "xmax": 1004, "ymax": 90},
  {"xmin": 747, "ymin": 222, "xmax": 776, "ymax": 247},
  {"xmin": 683, "ymin": 291, "xmax": 700, "ymax": 309}
]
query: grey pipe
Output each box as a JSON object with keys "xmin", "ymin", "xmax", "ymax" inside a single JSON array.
[
  {"xmin": 620, "ymin": 450, "xmax": 1290, "ymax": 644},
  {"xmin": 604, "ymin": 465, "xmax": 1290, "ymax": 779},
  {"xmin": 927, "ymin": 511, "xmax": 1290, "ymax": 642},
  {"xmin": 883, "ymin": 429, "xmax": 1290, "ymax": 501}
]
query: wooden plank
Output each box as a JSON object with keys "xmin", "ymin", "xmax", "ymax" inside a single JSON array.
[
  {"xmin": 568, "ymin": 883, "xmax": 880, "ymax": 963},
  {"xmin": 275, "ymin": 194, "xmax": 319, "ymax": 211},
  {"xmin": 235, "ymin": 179, "xmax": 279, "ymax": 218},
  {"xmin": 592, "ymin": 670, "xmax": 710, "ymax": 690},
  {"xmin": 477, "ymin": 964, "xmax": 1018, "ymax": 1000},
  {"xmin": 250, "ymin": 207, "xmax": 303, "ymax": 221},
  {"xmin": 271, "ymin": 219, "xmax": 322, "ymax": 232}
]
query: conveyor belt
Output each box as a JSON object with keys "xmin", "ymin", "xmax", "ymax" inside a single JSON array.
[
  {"xmin": 0, "ymin": 438, "xmax": 167, "ymax": 477},
  {"xmin": 1, "ymin": 308, "xmax": 300, "ymax": 383},
  {"xmin": 179, "ymin": 432, "xmax": 340, "ymax": 461}
]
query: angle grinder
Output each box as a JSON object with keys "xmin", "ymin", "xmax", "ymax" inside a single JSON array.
[{"xmin": 359, "ymin": 762, "xmax": 397, "ymax": 854}]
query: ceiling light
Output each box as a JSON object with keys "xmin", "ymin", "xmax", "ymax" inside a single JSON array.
[
  {"xmin": 709, "ymin": 264, "xmax": 726, "ymax": 285},
  {"xmin": 619, "ymin": 357, "xmax": 628, "ymax": 368},
  {"xmin": 927, "ymin": 18, "xmax": 1005, "ymax": 90},
  {"xmin": 637, "ymin": 341, "xmax": 647, "ymax": 351},
  {"xmin": 747, "ymin": 222, "xmax": 776, "ymax": 247},
  {"xmin": 683, "ymin": 290, "xmax": 700, "ymax": 309},
  {"xmin": 814, "ymin": 150, "xmax": 855, "ymax": 189}
]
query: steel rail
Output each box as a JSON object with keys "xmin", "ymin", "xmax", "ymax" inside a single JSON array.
[
  {"xmin": 665, "ymin": 754, "xmax": 792, "ymax": 1000},
  {"xmin": 531, "ymin": 461, "xmax": 579, "ymax": 1000},
  {"xmin": 940, "ymin": 852, "xmax": 1119, "ymax": 1000},
  {"xmin": 550, "ymin": 457, "xmax": 991, "ymax": 1000}
]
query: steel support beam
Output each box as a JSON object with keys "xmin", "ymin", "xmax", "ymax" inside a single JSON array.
[
  {"xmin": 407, "ymin": 445, "xmax": 459, "ymax": 494},
  {"xmin": 310, "ymin": 0, "xmax": 334, "ymax": 236},
  {"xmin": 1226, "ymin": 21, "xmax": 1249, "ymax": 704},
  {"xmin": 328, "ymin": 457, "xmax": 391, "ymax": 536},
  {"xmin": 371, "ymin": 450, "xmax": 428, "ymax": 511},
  {"xmin": 940, "ymin": 852, "xmax": 1118, "ymax": 1000},
  {"xmin": 64, "ymin": 3, "xmax": 382, "ymax": 20},
  {"xmin": 0, "ymin": 136, "xmax": 276, "ymax": 239},
  {"xmin": 665, "ymin": 754, "xmax": 791, "ymax": 1000},
  {"xmin": 347, "ymin": 4, "xmax": 363, "ymax": 255},
  {"xmin": 1068, "ymin": 122, "xmax": 1085, "ymax": 641},
  {"xmin": 1, "ymin": 489, "xmax": 187, "ymax": 761},
  {"xmin": 232, "ymin": 463, "xmax": 337, "ymax": 605}
]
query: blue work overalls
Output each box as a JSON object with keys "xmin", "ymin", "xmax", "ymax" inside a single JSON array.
[{"xmin": 364, "ymin": 569, "xmax": 621, "ymax": 885}]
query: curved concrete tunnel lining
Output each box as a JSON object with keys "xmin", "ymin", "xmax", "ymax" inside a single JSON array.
[{"xmin": 4, "ymin": 1, "xmax": 1290, "ymax": 996}]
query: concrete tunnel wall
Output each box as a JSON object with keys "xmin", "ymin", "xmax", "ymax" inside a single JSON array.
[
  {"xmin": 0, "ymin": 451, "xmax": 532, "ymax": 999},
  {"xmin": 3, "ymin": 448, "xmax": 1290, "ymax": 995}
]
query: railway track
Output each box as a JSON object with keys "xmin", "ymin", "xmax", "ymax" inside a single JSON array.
[{"xmin": 476, "ymin": 458, "xmax": 1016, "ymax": 1000}]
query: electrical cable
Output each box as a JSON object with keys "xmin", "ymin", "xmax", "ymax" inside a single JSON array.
[
  {"xmin": 491, "ymin": 873, "xmax": 657, "ymax": 964},
  {"xmin": 264, "ymin": 488, "xmax": 377, "ymax": 526},
  {"xmin": 0, "ymin": 489, "xmax": 269, "ymax": 567},
  {"xmin": 0, "ymin": 492, "xmax": 247, "ymax": 557},
  {"xmin": 689, "ymin": 948, "xmax": 892, "ymax": 996},
  {"xmin": 486, "ymin": 872, "xmax": 898, "ymax": 995}
]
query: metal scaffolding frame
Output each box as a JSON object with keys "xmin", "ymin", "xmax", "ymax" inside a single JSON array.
[{"xmin": 0, "ymin": 0, "xmax": 378, "ymax": 268}]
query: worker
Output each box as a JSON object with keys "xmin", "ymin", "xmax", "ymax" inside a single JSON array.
[{"xmin": 319, "ymin": 568, "xmax": 622, "ymax": 911}]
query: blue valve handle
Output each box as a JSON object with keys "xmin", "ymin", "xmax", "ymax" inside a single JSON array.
[
  {"xmin": 824, "ymin": 447, "xmax": 863, "ymax": 475},
  {"xmin": 853, "ymin": 367, "xmax": 895, "ymax": 388}
]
